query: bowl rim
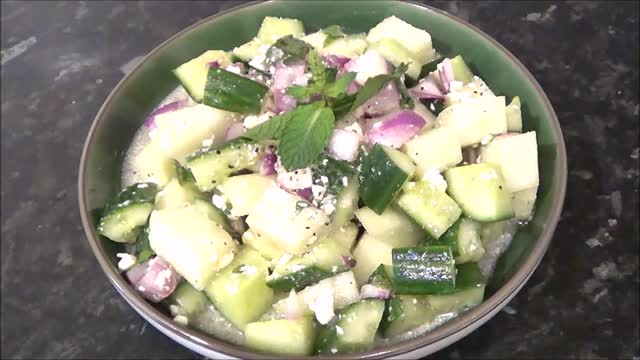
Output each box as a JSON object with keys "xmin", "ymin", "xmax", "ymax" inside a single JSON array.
[{"xmin": 78, "ymin": 1, "xmax": 567, "ymax": 358}]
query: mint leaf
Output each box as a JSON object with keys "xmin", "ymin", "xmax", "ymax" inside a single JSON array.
[
  {"xmin": 307, "ymin": 50, "xmax": 328, "ymax": 84},
  {"xmin": 329, "ymin": 93, "xmax": 356, "ymax": 119},
  {"xmin": 349, "ymin": 63, "xmax": 411, "ymax": 113},
  {"xmin": 393, "ymin": 62, "xmax": 410, "ymax": 77},
  {"xmin": 395, "ymin": 78, "xmax": 415, "ymax": 109},
  {"xmin": 324, "ymin": 72, "xmax": 356, "ymax": 98},
  {"xmin": 242, "ymin": 111, "xmax": 294, "ymax": 141},
  {"xmin": 266, "ymin": 35, "xmax": 312, "ymax": 65},
  {"xmin": 286, "ymin": 85, "xmax": 321, "ymax": 100},
  {"xmin": 322, "ymin": 25, "xmax": 345, "ymax": 47},
  {"xmin": 278, "ymin": 102, "xmax": 335, "ymax": 170},
  {"xmin": 349, "ymin": 74, "xmax": 393, "ymax": 112}
]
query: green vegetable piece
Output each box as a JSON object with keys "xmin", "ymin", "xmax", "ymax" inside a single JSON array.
[
  {"xmin": 98, "ymin": 183, "xmax": 157, "ymax": 243},
  {"xmin": 203, "ymin": 67, "xmax": 268, "ymax": 114},
  {"xmin": 277, "ymin": 102, "xmax": 335, "ymax": 170},
  {"xmin": 313, "ymin": 155, "xmax": 357, "ymax": 197},
  {"xmin": 135, "ymin": 225, "xmax": 154, "ymax": 264},
  {"xmin": 322, "ymin": 24, "xmax": 345, "ymax": 47},
  {"xmin": 391, "ymin": 246, "xmax": 456, "ymax": 295},
  {"xmin": 360, "ymin": 144, "xmax": 415, "ymax": 214},
  {"xmin": 266, "ymin": 35, "xmax": 312, "ymax": 65}
]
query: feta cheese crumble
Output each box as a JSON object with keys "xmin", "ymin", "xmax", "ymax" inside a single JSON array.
[{"xmin": 116, "ymin": 253, "xmax": 137, "ymax": 271}]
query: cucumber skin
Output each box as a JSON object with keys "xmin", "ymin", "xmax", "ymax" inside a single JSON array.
[
  {"xmin": 203, "ymin": 67, "xmax": 268, "ymax": 114},
  {"xmin": 98, "ymin": 183, "xmax": 158, "ymax": 242},
  {"xmin": 360, "ymin": 144, "xmax": 412, "ymax": 215},
  {"xmin": 391, "ymin": 246, "xmax": 456, "ymax": 295},
  {"xmin": 368, "ymin": 264, "xmax": 393, "ymax": 290},
  {"xmin": 315, "ymin": 299, "xmax": 385, "ymax": 354},
  {"xmin": 266, "ymin": 265, "xmax": 334, "ymax": 291}
]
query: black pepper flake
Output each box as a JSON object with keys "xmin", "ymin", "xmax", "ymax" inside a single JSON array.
[
  {"xmin": 499, "ymin": 185, "xmax": 503, "ymax": 190},
  {"xmin": 305, "ymin": 226, "xmax": 310, "ymax": 229},
  {"xmin": 324, "ymin": 222, "xmax": 329, "ymax": 226},
  {"xmin": 228, "ymin": 164, "xmax": 235, "ymax": 169},
  {"xmin": 216, "ymin": 150, "xmax": 221, "ymax": 155},
  {"xmin": 312, "ymin": 232, "xmax": 316, "ymax": 237}
]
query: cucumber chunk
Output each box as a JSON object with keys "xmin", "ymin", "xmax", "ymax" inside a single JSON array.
[
  {"xmin": 245, "ymin": 317, "xmax": 315, "ymax": 356},
  {"xmin": 366, "ymin": 16, "xmax": 435, "ymax": 64},
  {"xmin": 360, "ymin": 144, "xmax": 416, "ymax": 215},
  {"xmin": 444, "ymin": 163, "xmax": 514, "ymax": 222},
  {"xmin": 127, "ymin": 141, "xmax": 175, "ymax": 188},
  {"xmin": 154, "ymin": 178, "xmax": 198, "ymax": 210},
  {"xmin": 169, "ymin": 281, "xmax": 209, "ymax": 317},
  {"xmin": 316, "ymin": 299, "xmax": 385, "ymax": 354},
  {"xmin": 186, "ymin": 139, "xmax": 263, "ymax": 192},
  {"xmin": 436, "ymin": 96, "xmax": 507, "ymax": 146},
  {"xmin": 205, "ymin": 248, "xmax": 273, "ymax": 330},
  {"xmin": 218, "ymin": 174, "xmax": 275, "ymax": 217},
  {"xmin": 427, "ymin": 262, "xmax": 485, "ymax": 313},
  {"xmin": 271, "ymin": 271, "xmax": 361, "ymax": 318},
  {"xmin": 430, "ymin": 217, "xmax": 484, "ymax": 263},
  {"xmin": 257, "ymin": 17, "xmax": 305, "ymax": 43},
  {"xmin": 355, "ymin": 206, "xmax": 424, "ymax": 248},
  {"xmin": 367, "ymin": 39, "xmax": 422, "ymax": 79},
  {"xmin": 512, "ymin": 186, "xmax": 537, "ymax": 220},
  {"xmin": 246, "ymin": 184, "xmax": 331, "ymax": 256},
  {"xmin": 233, "ymin": 37, "xmax": 265, "ymax": 62},
  {"xmin": 98, "ymin": 183, "xmax": 157, "ymax": 243},
  {"xmin": 352, "ymin": 233, "xmax": 393, "ymax": 285},
  {"xmin": 267, "ymin": 239, "xmax": 352, "ymax": 291},
  {"xmin": 506, "ymin": 96, "xmax": 523, "ymax": 132},
  {"xmin": 325, "ymin": 222, "xmax": 359, "ymax": 251},
  {"xmin": 331, "ymin": 176, "xmax": 359, "ymax": 227},
  {"xmin": 449, "ymin": 55, "xmax": 474, "ymax": 84},
  {"xmin": 396, "ymin": 180, "xmax": 462, "ymax": 239},
  {"xmin": 149, "ymin": 204, "xmax": 237, "ymax": 290},
  {"xmin": 301, "ymin": 30, "xmax": 327, "ymax": 50},
  {"xmin": 242, "ymin": 230, "xmax": 285, "ymax": 261},
  {"xmin": 191, "ymin": 198, "xmax": 233, "ymax": 235},
  {"xmin": 391, "ymin": 246, "xmax": 456, "ymax": 295},
  {"xmin": 323, "ymin": 35, "xmax": 368, "ymax": 58},
  {"xmin": 480, "ymin": 131, "xmax": 539, "ymax": 192},
  {"xmin": 173, "ymin": 50, "xmax": 232, "ymax": 102},
  {"xmin": 381, "ymin": 295, "xmax": 434, "ymax": 337},
  {"xmin": 151, "ymin": 104, "xmax": 237, "ymax": 163},
  {"xmin": 402, "ymin": 126, "xmax": 463, "ymax": 174}
]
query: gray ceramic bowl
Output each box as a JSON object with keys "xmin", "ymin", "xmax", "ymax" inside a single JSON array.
[{"xmin": 78, "ymin": 1, "xmax": 567, "ymax": 358}]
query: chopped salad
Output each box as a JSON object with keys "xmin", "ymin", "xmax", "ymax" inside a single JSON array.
[{"xmin": 98, "ymin": 15, "xmax": 539, "ymax": 356}]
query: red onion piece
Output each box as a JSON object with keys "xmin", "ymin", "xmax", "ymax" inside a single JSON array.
[
  {"xmin": 409, "ymin": 76, "xmax": 444, "ymax": 100},
  {"xmin": 224, "ymin": 122, "xmax": 245, "ymax": 141},
  {"xmin": 273, "ymin": 90, "xmax": 297, "ymax": 114},
  {"xmin": 271, "ymin": 61, "xmax": 309, "ymax": 113},
  {"xmin": 125, "ymin": 261, "xmax": 149, "ymax": 285},
  {"xmin": 273, "ymin": 61, "xmax": 308, "ymax": 90},
  {"xmin": 340, "ymin": 255, "xmax": 357, "ymax": 268},
  {"xmin": 126, "ymin": 257, "xmax": 180, "ymax": 303},
  {"xmin": 357, "ymin": 81, "xmax": 400, "ymax": 117},
  {"xmin": 360, "ymin": 284, "xmax": 391, "ymax": 300},
  {"xmin": 366, "ymin": 110, "xmax": 427, "ymax": 148},
  {"xmin": 258, "ymin": 151, "xmax": 277, "ymax": 176},
  {"xmin": 144, "ymin": 100, "xmax": 188, "ymax": 128},
  {"xmin": 322, "ymin": 54, "xmax": 351, "ymax": 70},
  {"xmin": 295, "ymin": 188, "xmax": 313, "ymax": 202},
  {"xmin": 326, "ymin": 128, "xmax": 361, "ymax": 162},
  {"xmin": 207, "ymin": 60, "xmax": 220, "ymax": 67},
  {"xmin": 438, "ymin": 58, "xmax": 454, "ymax": 93}
]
